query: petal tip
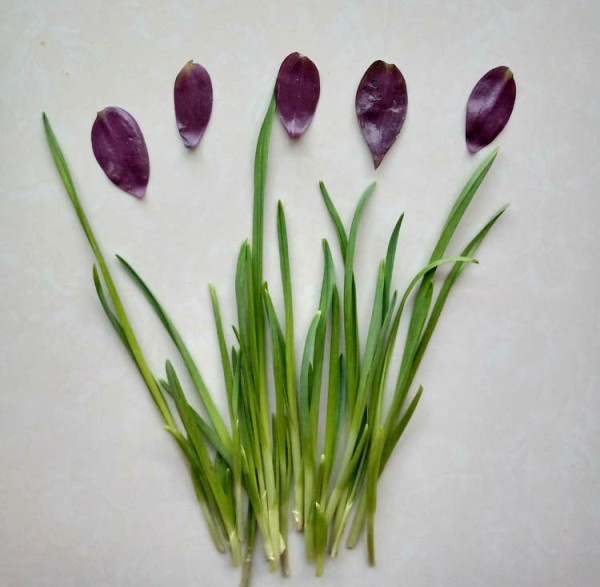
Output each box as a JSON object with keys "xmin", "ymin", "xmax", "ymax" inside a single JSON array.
[
  {"xmin": 126, "ymin": 183, "xmax": 147, "ymax": 198},
  {"xmin": 466, "ymin": 141, "xmax": 481, "ymax": 154}
]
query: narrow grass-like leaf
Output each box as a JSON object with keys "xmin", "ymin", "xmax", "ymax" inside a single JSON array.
[
  {"xmin": 277, "ymin": 420, "xmax": 291, "ymax": 576},
  {"xmin": 251, "ymin": 95, "xmax": 276, "ymax": 318},
  {"xmin": 387, "ymin": 279, "xmax": 432, "ymax": 423},
  {"xmin": 209, "ymin": 284, "xmax": 234, "ymax": 410},
  {"xmin": 344, "ymin": 182, "xmax": 376, "ymax": 414},
  {"xmin": 230, "ymin": 360, "xmax": 244, "ymax": 542},
  {"xmin": 310, "ymin": 241, "xmax": 336, "ymax": 436},
  {"xmin": 276, "ymin": 201, "xmax": 303, "ymax": 530},
  {"xmin": 344, "ymin": 261, "xmax": 389, "ymax": 457},
  {"xmin": 263, "ymin": 285, "xmax": 289, "ymax": 528},
  {"xmin": 117, "ymin": 255, "xmax": 231, "ymax": 449},
  {"xmin": 366, "ymin": 427, "xmax": 385, "ymax": 565},
  {"xmin": 304, "ymin": 242, "xmax": 336, "ymax": 559},
  {"xmin": 166, "ymin": 361, "xmax": 241, "ymax": 565},
  {"xmin": 325, "ymin": 423, "xmax": 370, "ymax": 525},
  {"xmin": 313, "ymin": 455, "xmax": 327, "ymax": 575},
  {"xmin": 383, "ymin": 385, "xmax": 424, "ymax": 474},
  {"xmin": 380, "ymin": 172, "xmax": 497, "ymax": 445},
  {"xmin": 319, "ymin": 181, "xmax": 348, "ymax": 262},
  {"xmin": 249, "ymin": 96, "xmax": 281, "ymax": 570},
  {"xmin": 407, "ymin": 206, "xmax": 508, "ymax": 390},
  {"xmin": 189, "ymin": 465, "xmax": 227, "ymax": 553},
  {"xmin": 346, "ymin": 386, "xmax": 423, "ymax": 550},
  {"xmin": 241, "ymin": 507, "xmax": 257, "ymax": 587},
  {"xmin": 384, "ymin": 256, "xmax": 477, "ymax": 430},
  {"xmin": 161, "ymin": 379, "xmax": 233, "ymax": 467},
  {"xmin": 330, "ymin": 436, "xmax": 369, "ymax": 556},
  {"xmin": 299, "ymin": 311, "xmax": 322, "ymax": 555},
  {"xmin": 43, "ymin": 114, "xmax": 175, "ymax": 428},
  {"xmin": 235, "ymin": 243, "xmax": 254, "ymax": 378},
  {"xmin": 431, "ymin": 147, "xmax": 499, "ymax": 263},
  {"xmin": 92, "ymin": 264, "xmax": 129, "ymax": 352},
  {"xmin": 323, "ymin": 285, "xmax": 341, "ymax": 490},
  {"xmin": 346, "ymin": 487, "xmax": 367, "ymax": 550},
  {"xmin": 365, "ymin": 290, "xmax": 399, "ymax": 431},
  {"xmin": 362, "ymin": 260, "xmax": 386, "ymax": 378},
  {"xmin": 383, "ymin": 214, "xmax": 404, "ymax": 314}
]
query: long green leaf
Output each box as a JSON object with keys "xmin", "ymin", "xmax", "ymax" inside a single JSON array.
[
  {"xmin": 384, "ymin": 255, "xmax": 478, "ymax": 431},
  {"xmin": 161, "ymin": 379, "xmax": 233, "ymax": 468},
  {"xmin": 408, "ymin": 206, "xmax": 509, "ymax": 389},
  {"xmin": 276, "ymin": 201, "xmax": 303, "ymax": 531},
  {"xmin": 117, "ymin": 255, "xmax": 231, "ymax": 449},
  {"xmin": 319, "ymin": 181, "xmax": 348, "ymax": 261},
  {"xmin": 209, "ymin": 284, "xmax": 234, "ymax": 411},
  {"xmin": 166, "ymin": 360, "xmax": 241, "ymax": 564},
  {"xmin": 92, "ymin": 264, "xmax": 129, "ymax": 352},
  {"xmin": 43, "ymin": 114, "xmax": 175, "ymax": 429},
  {"xmin": 383, "ymin": 214, "xmax": 404, "ymax": 315},
  {"xmin": 430, "ymin": 148, "xmax": 499, "ymax": 263},
  {"xmin": 344, "ymin": 182, "xmax": 376, "ymax": 414}
]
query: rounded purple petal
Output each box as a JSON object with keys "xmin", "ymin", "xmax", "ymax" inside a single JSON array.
[
  {"xmin": 275, "ymin": 52, "xmax": 320, "ymax": 139},
  {"xmin": 355, "ymin": 60, "xmax": 408, "ymax": 169},
  {"xmin": 91, "ymin": 107, "xmax": 149, "ymax": 198},
  {"xmin": 466, "ymin": 66, "xmax": 516, "ymax": 154},
  {"xmin": 174, "ymin": 60, "xmax": 213, "ymax": 148}
]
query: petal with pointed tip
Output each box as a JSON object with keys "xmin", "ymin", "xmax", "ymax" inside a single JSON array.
[
  {"xmin": 275, "ymin": 52, "xmax": 320, "ymax": 139},
  {"xmin": 91, "ymin": 107, "xmax": 149, "ymax": 198},
  {"xmin": 174, "ymin": 60, "xmax": 213, "ymax": 148},
  {"xmin": 466, "ymin": 66, "xmax": 516, "ymax": 153},
  {"xmin": 355, "ymin": 60, "xmax": 408, "ymax": 169}
]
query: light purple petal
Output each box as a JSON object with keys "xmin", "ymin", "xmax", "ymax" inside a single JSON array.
[
  {"xmin": 356, "ymin": 60, "xmax": 408, "ymax": 169},
  {"xmin": 91, "ymin": 107, "xmax": 149, "ymax": 198},
  {"xmin": 174, "ymin": 60, "xmax": 213, "ymax": 148},
  {"xmin": 466, "ymin": 66, "xmax": 516, "ymax": 153},
  {"xmin": 275, "ymin": 52, "xmax": 320, "ymax": 139}
]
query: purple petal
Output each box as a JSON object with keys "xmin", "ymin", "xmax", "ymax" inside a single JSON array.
[
  {"xmin": 91, "ymin": 107, "xmax": 149, "ymax": 198},
  {"xmin": 174, "ymin": 60, "xmax": 213, "ymax": 148},
  {"xmin": 356, "ymin": 60, "xmax": 408, "ymax": 169},
  {"xmin": 466, "ymin": 66, "xmax": 516, "ymax": 154},
  {"xmin": 275, "ymin": 52, "xmax": 320, "ymax": 139}
]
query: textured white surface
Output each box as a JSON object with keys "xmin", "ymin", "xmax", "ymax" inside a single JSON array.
[{"xmin": 1, "ymin": 0, "xmax": 599, "ymax": 585}]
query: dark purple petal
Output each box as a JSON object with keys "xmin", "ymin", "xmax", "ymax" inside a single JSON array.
[
  {"xmin": 355, "ymin": 60, "xmax": 408, "ymax": 169},
  {"xmin": 466, "ymin": 66, "xmax": 516, "ymax": 154},
  {"xmin": 275, "ymin": 52, "xmax": 320, "ymax": 139},
  {"xmin": 174, "ymin": 60, "xmax": 213, "ymax": 148},
  {"xmin": 91, "ymin": 107, "xmax": 149, "ymax": 198}
]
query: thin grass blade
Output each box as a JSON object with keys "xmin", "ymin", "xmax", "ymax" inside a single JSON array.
[{"xmin": 319, "ymin": 181, "xmax": 348, "ymax": 262}]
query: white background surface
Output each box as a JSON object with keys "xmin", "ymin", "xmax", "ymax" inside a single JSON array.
[{"xmin": 1, "ymin": 0, "xmax": 599, "ymax": 585}]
